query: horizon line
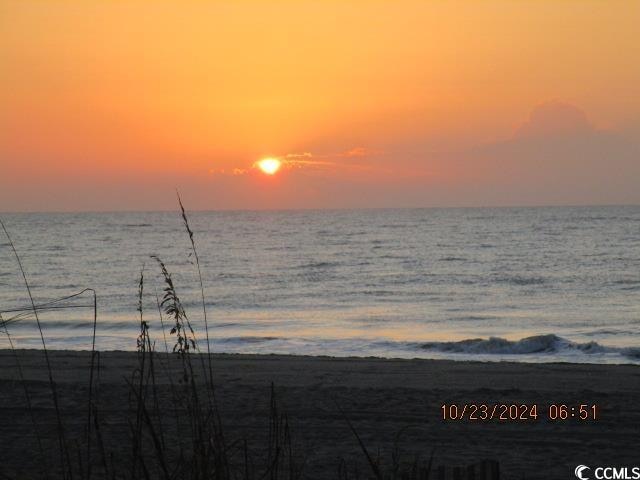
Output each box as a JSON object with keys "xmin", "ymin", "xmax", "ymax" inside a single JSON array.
[{"xmin": 1, "ymin": 202, "xmax": 639, "ymax": 216}]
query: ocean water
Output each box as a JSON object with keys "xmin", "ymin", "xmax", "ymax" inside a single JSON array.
[{"xmin": 0, "ymin": 206, "xmax": 639, "ymax": 364}]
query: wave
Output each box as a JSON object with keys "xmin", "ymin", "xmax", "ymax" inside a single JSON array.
[
  {"xmin": 440, "ymin": 256, "xmax": 467, "ymax": 262},
  {"xmin": 450, "ymin": 315, "xmax": 499, "ymax": 321},
  {"xmin": 612, "ymin": 279, "xmax": 639, "ymax": 285},
  {"xmin": 7, "ymin": 320, "xmax": 135, "ymax": 331},
  {"xmin": 358, "ymin": 289, "xmax": 395, "ymax": 296},
  {"xmin": 611, "ymin": 279, "xmax": 640, "ymax": 291},
  {"xmin": 418, "ymin": 334, "xmax": 640, "ymax": 358},
  {"xmin": 180, "ymin": 333, "xmax": 640, "ymax": 362},
  {"xmin": 622, "ymin": 348, "xmax": 640, "ymax": 359},
  {"xmin": 296, "ymin": 261, "xmax": 340, "ymax": 269},
  {"xmin": 216, "ymin": 336, "xmax": 280, "ymax": 344},
  {"xmin": 495, "ymin": 275, "xmax": 547, "ymax": 286},
  {"xmin": 199, "ymin": 334, "xmax": 640, "ymax": 363}
]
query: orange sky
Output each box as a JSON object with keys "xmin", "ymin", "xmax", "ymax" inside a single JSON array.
[{"xmin": 1, "ymin": 1, "xmax": 639, "ymax": 211}]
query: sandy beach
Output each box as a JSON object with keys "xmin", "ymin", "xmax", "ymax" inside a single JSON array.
[{"xmin": 0, "ymin": 349, "xmax": 638, "ymax": 479}]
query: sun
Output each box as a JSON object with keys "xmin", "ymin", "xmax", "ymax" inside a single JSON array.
[{"xmin": 257, "ymin": 157, "xmax": 282, "ymax": 175}]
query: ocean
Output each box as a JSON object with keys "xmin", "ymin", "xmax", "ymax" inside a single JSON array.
[{"xmin": 1, "ymin": 206, "xmax": 639, "ymax": 363}]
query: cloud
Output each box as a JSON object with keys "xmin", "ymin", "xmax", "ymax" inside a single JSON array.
[
  {"xmin": 460, "ymin": 101, "xmax": 640, "ymax": 205},
  {"xmin": 279, "ymin": 148, "xmax": 384, "ymax": 173},
  {"xmin": 513, "ymin": 100, "xmax": 594, "ymax": 139},
  {"xmin": 284, "ymin": 152, "xmax": 313, "ymax": 159},
  {"xmin": 209, "ymin": 167, "xmax": 249, "ymax": 176},
  {"xmin": 339, "ymin": 147, "xmax": 380, "ymax": 158},
  {"xmin": 284, "ymin": 147, "xmax": 381, "ymax": 161}
]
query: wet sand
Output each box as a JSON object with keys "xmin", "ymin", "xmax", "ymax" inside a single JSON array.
[{"xmin": 0, "ymin": 350, "xmax": 639, "ymax": 479}]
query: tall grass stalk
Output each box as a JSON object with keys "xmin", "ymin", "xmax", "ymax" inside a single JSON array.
[
  {"xmin": 0, "ymin": 219, "xmax": 72, "ymax": 479},
  {"xmin": 154, "ymin": 287, "xmax": 171, "ymax": 355},
  {"xmin": 334, "ymin": 399, "xmax": 383, "ymax": 480},
  {"xmin": 81, "ymin": 288, "xmax": 98, "ymax": 480},
  {"xmin": 177, "ymin": 194, "xmax": 231, "ymax": 474},
  {"xmin": 177, "ymin": 193, "xmax": 214, "ymax": 384},
  {"xmin": 131, "ymin": 265, "xmax": 148, "ymax": 478}
]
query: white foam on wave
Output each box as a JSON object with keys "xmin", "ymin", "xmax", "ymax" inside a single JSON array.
[{"xmin": 418, "ymin": 333, "xmax": 640, "ymax": 360}]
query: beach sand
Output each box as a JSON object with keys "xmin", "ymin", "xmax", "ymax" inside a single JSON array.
[{"xmin": 1, "ymin": 350, "xmax": 639, "ymax": 479}]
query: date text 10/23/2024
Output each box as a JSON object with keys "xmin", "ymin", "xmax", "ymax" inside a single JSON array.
[{"xmin": 441, "ymin": 404, "xmax": 599, "ymax": 422}]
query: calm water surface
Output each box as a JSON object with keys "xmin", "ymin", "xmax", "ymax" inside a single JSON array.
[{"xmin": 1, "ymin": 206, "xmax": 639, "ymax": 363}]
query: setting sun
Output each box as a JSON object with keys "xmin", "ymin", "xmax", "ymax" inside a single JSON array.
[{"xmin": 257, "ymin": 158, "xmax": 282, "ymax": 175}]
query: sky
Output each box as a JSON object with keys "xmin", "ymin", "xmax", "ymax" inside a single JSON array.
[{"xmin": 1, "ymin": 0, "xmax": 639, "ymax": 211}]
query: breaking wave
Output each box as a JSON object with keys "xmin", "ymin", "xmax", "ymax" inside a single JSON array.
[
  {"xmin": 179, "ymin": 334, "xmax": 640, "ymax": 363},
  {"xmin": 419, "ymin": 334, "xmax": 640, "ymax": 360}
]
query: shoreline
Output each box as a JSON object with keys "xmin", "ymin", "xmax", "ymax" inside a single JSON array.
[{"xmin": 3, "ymin": 346, "xmax": 639, "ymax": 366}]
